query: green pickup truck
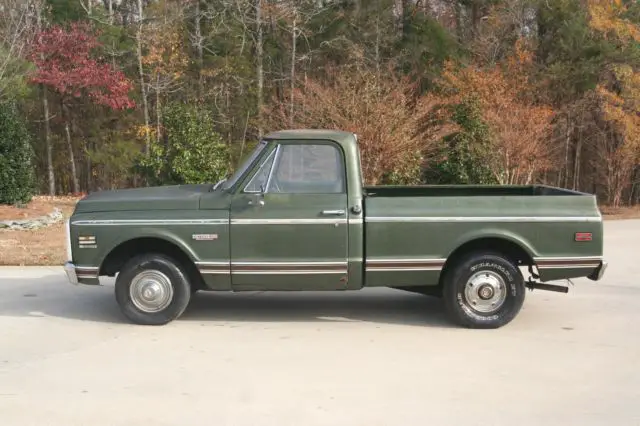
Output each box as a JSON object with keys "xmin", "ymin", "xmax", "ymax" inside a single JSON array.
[{"xmin": 64, "ymin": 129, "xmax": 607, "ymax": 328}]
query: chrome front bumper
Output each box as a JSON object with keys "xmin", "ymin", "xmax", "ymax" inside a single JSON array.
[
  {"xmin": 64, "ymin": 262, "xmax": 100, "ymax": 285},
  {"xmin": 64, "ymin": 261, "xmax": 79, "ymax": 285}
]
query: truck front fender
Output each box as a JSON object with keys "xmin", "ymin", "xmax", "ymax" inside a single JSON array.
[{"xmin": 98, "ymin": 227, "xmax": 201, "ymax": 274}]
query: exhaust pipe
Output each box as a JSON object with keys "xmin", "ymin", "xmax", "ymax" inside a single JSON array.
[{"xmin": 525, "ymin": 282, "xmax": 569, "ymax": 293}]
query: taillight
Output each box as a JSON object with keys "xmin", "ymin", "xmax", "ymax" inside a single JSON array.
[{"xmin": 575, "ymin": 232, "xmax": 592, "ymax": 242}]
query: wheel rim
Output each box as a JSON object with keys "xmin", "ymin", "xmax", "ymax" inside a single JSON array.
[
  {"xmin": 464, "ymin": 270, "xmax": 507, "ymax": 314},
  {"xmin": 129, "ymin": 270, "xmax": 174, "ymax": 313}
]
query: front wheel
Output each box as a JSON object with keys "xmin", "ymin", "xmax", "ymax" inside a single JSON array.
[
  {"xmin": 115, "ymin": 253, "xmax": 192, "ymax": 325},
  {"xmin": 442, "ymin": 251, "xmax": 525, "ymax": 329}
]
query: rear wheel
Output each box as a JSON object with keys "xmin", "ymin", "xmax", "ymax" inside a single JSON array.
[
  {"xmin": 442, "ymin": 251, "xmax": 525, "ymax": 329},
  {"xmin": 115, "ymin": 253, "xmax": 192, "ymax": 325}
]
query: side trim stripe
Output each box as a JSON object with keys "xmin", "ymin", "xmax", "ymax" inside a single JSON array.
[
  {"xmin": 72, "ymin": 219, "xmax": 228, "ymax": 226},
  {"xmin": 73, "ymin": 218, "xmax": 355, "ymax": 226},
  {"xmin": 231, "ymin": 219, "xmax": 347, "ymax": 225},
  {"xmin": 534, "ymin": 256, "xmax": 602, "ymax": 270},
  {"xmin": 233, "ymin": 270, "xmax": 347, "ymax": 275},
  {"xmin": 194, "ymin": 256, "xmax": 603, "ymax": 275},
  {"xmin": 195, "ymin": 261, "xmax": 348, "ymax": 275},
  {"xmin": 534, "ymin": 256, "xmax": 603, "ymax": 261},
  {"xmin": 366, "ymin": 216, "xmax": 602, "ymax": 223},
  {"xmin": 366, "ymin": 258, "xmax": 446, "ymax": 272},
  {"xmin": 365, "ymin": 267, "xmax": 441, "ymax": 272},
  {"xmin": 537, "ymin": 264, "xmax": 600, "ymax": 269},
  {"xmin": 72, "ymin": 216, "xmax": 601, "ymax": 226},
  {"xmin": 195, "ymin": 261, "xmax": 230, "ymax": 275}
]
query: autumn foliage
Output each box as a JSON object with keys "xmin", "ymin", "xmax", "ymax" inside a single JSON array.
[
  {"xmin": 264, "ymin": 63, "xmax": 456, "ymax": 185},
  {"xmin": 438, "ymin": 42, "xmax": 555, "ymax": 184},
  {"xmin": 2, "ymin": 0, "xmax": 640, "ymax": 208},
  {"xmin": 595, "ymin": 65, "xmax": 640, "ymax": 207},
  {"xmin": 588, "ymin": 0, "xmax": 640, "ymax": 45},
  {"xmin": 29, "ymin": 22, "xmax": 135, "ymax": 110}
]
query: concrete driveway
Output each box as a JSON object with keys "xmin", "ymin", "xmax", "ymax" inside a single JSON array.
[{"xmin": 0, "ymin": 220, "xmax": 639, "ymax": 426}]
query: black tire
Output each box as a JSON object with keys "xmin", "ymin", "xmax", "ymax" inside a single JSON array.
[
  {"xmin": 442, "ymin": 251, "xmax": 525, "ymax": 329},
  {"xmin": 115, "ymin": 253, "xmax": 192, "ymax": 325}
]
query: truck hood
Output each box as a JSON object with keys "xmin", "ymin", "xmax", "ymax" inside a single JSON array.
[{"xmin": 74, "ymin": 184, "xmax": 212, "ymax": 213}]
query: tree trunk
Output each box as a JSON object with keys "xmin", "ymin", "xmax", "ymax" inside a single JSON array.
[
  {"xmin": 136, "ymin": 0, "xmax": 151, "ymax": 154},
  {"xmin": 156, "ymin": 76, "xmax": 161, "ymax": 145},
  {"xmin": 256, "ymin": 0, "xmax": 264, "ymax": 136},
  {"xmin": 454, "ymin": 1, "xmax": 464, "ymax": 42},
  {"xmin": 226, "ymin": 83, "xmax": 231, "ymax": 145},
  {"xmin": 573, "ymin": 135, "xmax": 582, "ymax": 191},
  {"xmin": 375, "ymin": 13, "xmax": 381, "ymax": 80},
  {"xmin": 64, "ymin": 121, "xmax": 80, "ymax": 194},
  {"xmin": 194, "ymin": 0, "xmax": 204, "ymax": 99},
  {"xmin": 41, "ymin": 85, "xmax": 55, "ymax": 196},
  {"xmin": 471, "ymin": 1, "xmax": 480, "ymax": 39},
  {"xmin": 393, "ymin": 0, "xmax": 404, "ymax": 37},
  {"xmin": 36, "ymin": 5, "xmax": 55, "ymax": 195},
  {"xmin": 290, "ymin": 15, "xmax": 297, "ymax": 126},
  {"xmin": 86, "ymin": 139, "xmax": 92, "ymax": 192},
  {"xmin": 563, "ymin": 111, "xmax": 571, "ymax": 188}
]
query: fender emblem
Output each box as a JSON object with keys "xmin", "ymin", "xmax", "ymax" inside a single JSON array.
[{"xmin": 192, "ymin": 234, "xmax": 218, "ymax": 241}]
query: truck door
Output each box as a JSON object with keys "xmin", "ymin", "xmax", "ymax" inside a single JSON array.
[{"xmin": 229, "ymin": 140, "xmax": 349, "ymax": 291}]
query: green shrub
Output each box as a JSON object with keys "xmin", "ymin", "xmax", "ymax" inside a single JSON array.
[
  {"xmin": 380, "ymin": 150, "xmax": 424, "ymax": 185},
  {"xmin": 137, "ymin": 102, "xmax": 230, "ymax": 186},
  {"xmin": 425, "ymin": 97, "xmax": 497, "ymax": 185},
  {"xmin": 0, "ymin": 101, "xmax": 35, "ymax": 204}
]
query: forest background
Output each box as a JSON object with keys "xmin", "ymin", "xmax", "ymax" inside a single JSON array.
[{"xmin": 1, "ymin": 0, "xmax": 640, "ymax": 209}]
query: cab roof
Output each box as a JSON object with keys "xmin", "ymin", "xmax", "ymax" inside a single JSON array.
[{"xmin": 263, "ymin": 129, "xmax": 356, "ymax": 145}]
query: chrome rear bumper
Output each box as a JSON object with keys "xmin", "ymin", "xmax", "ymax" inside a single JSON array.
[{"xmin": 588, "ymin": 260, "xmax": 608, "ymax": 281}]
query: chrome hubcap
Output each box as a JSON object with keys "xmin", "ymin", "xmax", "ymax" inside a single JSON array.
[
  {"xmin": 130, "ymin": 270, "xmax": 174, "ymax": 313},
  {"xmin": 464, "ymin": 271, "xmax": 507, "ymax": 313}
]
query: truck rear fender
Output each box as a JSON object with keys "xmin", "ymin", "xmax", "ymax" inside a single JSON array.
[
  {"xmin": 440, "ymin": 231, "xmax": 536, "ymax": 284},
  {"xmin": 99, "ymin": 232, "xmax": 204, "ymax": 288}
]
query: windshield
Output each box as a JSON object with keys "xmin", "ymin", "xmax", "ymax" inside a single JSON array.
[{"xmin": 221, "ymin": 140, "xmax": 268, "ymax": 190}]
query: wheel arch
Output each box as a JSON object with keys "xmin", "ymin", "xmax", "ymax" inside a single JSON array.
[
  {"xmin": 439, "ymin": 234, "xmax": 535, "ymax": 287},
  {"xmin": 100, "ymin": 236, "xmax": 205, "ymax": 290}
]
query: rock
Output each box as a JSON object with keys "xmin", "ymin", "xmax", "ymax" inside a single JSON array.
[{"xmin": 0, "ymin": 207, "xmax": 64, "ymax": 231}]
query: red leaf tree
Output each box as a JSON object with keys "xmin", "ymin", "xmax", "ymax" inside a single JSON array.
[
  {"xmin": 28, "ymin": 21, "xmax": 135, "ymax": 193},
  {"xmin": 29, "ymin": 21, "xmax": 135, "ymax": 110}
]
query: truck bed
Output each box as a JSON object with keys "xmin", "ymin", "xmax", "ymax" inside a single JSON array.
[{"xmin": 361, "ymin": 184, "xmax": 603, "ymax": 287}]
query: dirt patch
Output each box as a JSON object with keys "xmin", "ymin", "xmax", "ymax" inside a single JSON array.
[
  {"xmin": 0, "ymin": 222, "xmax": 68, "ymax": 266},
  {"xmin": 0, "ymin": 196, "xmax": 79, "ymax": 266},
  {"xmin": 0, "ymin": 196, "xmax": 79, "ymax": 221}
]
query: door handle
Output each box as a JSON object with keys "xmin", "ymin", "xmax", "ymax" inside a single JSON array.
[{"xmin": 321, "ymin": 209, "xmax": 345, "ymax": 216}]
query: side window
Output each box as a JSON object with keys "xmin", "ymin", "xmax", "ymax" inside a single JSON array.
[
  {"xmin": 244, "ymin": 149, "xmax": 276, "ymax": 192},
  {"xmin": 267, "ymin": 144, "xmax": 345, "ymax": 194}
]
